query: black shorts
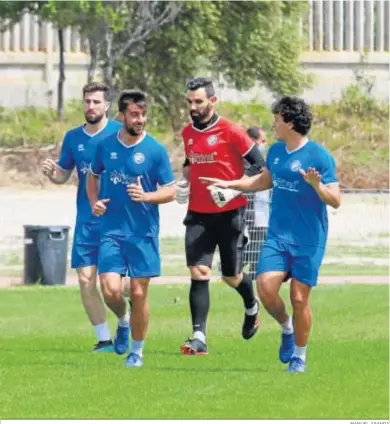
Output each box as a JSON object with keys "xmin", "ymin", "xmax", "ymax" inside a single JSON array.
[{"xmin": 184, "ymin": 207, "xmax": 248, "ymax": 277}]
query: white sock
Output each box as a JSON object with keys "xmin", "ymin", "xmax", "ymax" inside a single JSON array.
[
  {"xmin": 93, "ymin": 322, "xmax": 111, "ymax": 342},
  {"xmin": 281, "ymin": 316, "xmax": 294, "ymax": 335},
  {"xmin": 293, "ymin": 344, "xmax": 307, "ymax": 361},
  {"xmin": 246, "ymin": 301, "xmax": 259, "ymax": 316},
  {"xmin": 118, "ymin": 312, "xmax": 130, "ymax": 328},
  {"xmin": 193, "ymin": 330, "xmax": 206, "ymax": 344},
  {"xmin": 131, "ymin": 339, "xmax": 144, "ymax": 357}
]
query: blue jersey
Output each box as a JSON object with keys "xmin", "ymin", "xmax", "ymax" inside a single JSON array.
[
  {"xmin": 266, "ymin": 140, "xmax": 338, "ymax": 247},
  {"xmin": 58, "ymin": 119, "xmax": 122, "ymax": 224},
  {"xmin": 90, "ymin": 131, "xmax": 175, "ymax": 238}
]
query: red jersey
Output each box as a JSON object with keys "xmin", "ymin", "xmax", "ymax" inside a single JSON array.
[{"xmin": 182, "ymin": 116, "xmax": 255, "ymax": 213}]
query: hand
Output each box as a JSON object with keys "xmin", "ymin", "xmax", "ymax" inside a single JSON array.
[
  {"xmin": 176, "ymin": 179, "xmax": 190, "ymax": 204},
  {"xmin": 93, "ymin": 198, "xmax": 110, "ymax": 216},
  {"xmin": 300, "ymin": 167, "xmax": 321, "ymax": 188},
  {"xmin": 198, "ymin": 176, "xmax": 231, "ymax": 189},
  {"xmin": 207, "ymin": 185, "xmax": 242, "ymax": 208},
  {"xmin": 41, "ymin": 158, "xmax": 57, "ymax": 177},
  {"xmin": 127, "ymin": 176, "xmax": 149, "ymax": 202}
]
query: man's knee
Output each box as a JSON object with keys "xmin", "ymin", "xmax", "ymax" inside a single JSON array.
[
  {"xmin": 130, "ymin": 278, "xmax": 149, "ymax": 304},
  {"xmin": 100, "ymin": 273, "xmax": 122, "ymax": 303},
  {"xmin": 222, "ymin": 273, "xmax": 243, "ymax": 287},
  {"xmin": 77, "ymin": 267, "xmax": 97, "ymax": 291},
  {"xmin": 290, "ymin": 280, "xmax": 311, "ymax": 310},
  {"xmin": 189, "ymin": 265, "xmax": 211, "ymax": 280},
  {"xmin": 257, "ymin": 272, "xmax": 285, "ymax": 302}
]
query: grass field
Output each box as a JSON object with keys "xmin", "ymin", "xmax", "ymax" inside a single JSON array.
[{"xmin": 0, "ymin": 283, "xmax": 388, "ymax": 419}]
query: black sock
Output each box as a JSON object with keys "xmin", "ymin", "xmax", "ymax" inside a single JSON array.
[
  {"xmin": 189, "ymin": 279, "xmax": 210, "ymax": 335},
  {"xmin": 235, "ymin": 273, "xmax": 256, "ymax": 309}
]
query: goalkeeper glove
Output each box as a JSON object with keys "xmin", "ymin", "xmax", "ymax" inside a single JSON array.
[
  {"xmin": 176, "ymin": 179, "xmax": 190, "ymax": 204},
  {"xmin": 207, "ymin": 185, "xmax": 242, "ymax": 208}
]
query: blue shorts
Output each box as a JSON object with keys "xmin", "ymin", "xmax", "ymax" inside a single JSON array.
[
  {"xmin": 98, "ymin": 235, "xmax": 160, "ymax": 278},
  {"xmin": 71, "ymin": 222, "xmax": 101, "ymax": 269},
  {"xmin": 256, "ymin": 238, "xmax": 325, "ymax": 287}
]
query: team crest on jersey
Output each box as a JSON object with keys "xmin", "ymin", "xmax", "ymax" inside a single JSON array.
[
  {"xmin": 207, "ymin": 135, "xmax": 218, "ymax": 146},
  {"xmin": 110, "ymin": 152, "xmax": 118, "ymax": 160},
  {"xmin": 290, "ymin": 160, "xmax": 302, "ymax": 172},
  {"xmin": 133, "ymin": 152, "xmax": 145, "ymax": 164},
  {"xmin": 273, "ymin": 157, "xmax": 279, "ymax": 165},
  {"xmin": 188, "ymin": 139, "xmax": 193, "ymax": 146},
  {"xmin": 77, "ymin": 144, "xmax": 85, "ymax": 152}
]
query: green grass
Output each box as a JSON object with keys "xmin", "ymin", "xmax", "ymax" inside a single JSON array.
[{"xmin": 0, "ymin": 284, "xmax": 388, "ymax": 419}]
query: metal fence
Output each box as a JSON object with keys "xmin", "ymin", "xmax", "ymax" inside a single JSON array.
[{"xmin": 159, "ymin": 189, "xmax": 389, "ymax": 279}]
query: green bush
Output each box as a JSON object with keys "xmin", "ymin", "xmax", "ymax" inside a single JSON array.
[{"xmin": 0, "ymin": 84, "xmax": 388, "ymax": 187}]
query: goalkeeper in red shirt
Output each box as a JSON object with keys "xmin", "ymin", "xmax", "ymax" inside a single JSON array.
[{"xmin": 176, "ymin": 77, "xmax": 264, "ymax": 355}]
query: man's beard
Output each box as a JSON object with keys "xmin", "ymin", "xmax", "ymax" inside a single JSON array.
[
  {"xmin": 85, "ymin": 113, "xmax": 105, "ymax": 125},
  {"xmin": 125, "ymin": 124, "xmax": 144, "ymax": 136},
  {"xmin": 190, "ymin": 103, "xmax": 212, "ymax": 123}
]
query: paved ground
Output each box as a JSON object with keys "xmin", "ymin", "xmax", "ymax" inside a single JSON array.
[
  {"xmin": 0, "ymin": 187, "xmax": 388, "ymax": 251},
  {"xmin": 0, "ymin": 187, "xmax": 388, "ymax": 289}
]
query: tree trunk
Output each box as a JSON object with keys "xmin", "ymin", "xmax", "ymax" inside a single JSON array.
[
  {"xmin": 87, "ymin": 37, "xmax": 99, "ymax": 83},
  {"xmin": 57, "ymin": 28, "xmax": 65, "ymax": 121},
  {"xmin": 103, "ymin": 29, "xmax": 114, "ymax": 88}
]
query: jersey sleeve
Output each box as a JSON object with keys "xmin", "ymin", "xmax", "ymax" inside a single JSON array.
[
  {"xmin": 156, "ymin": 145, "xmax": 175, "ymax": 186},
  {"xmin": 319, "ymin": 150, "xmax": 338, "ymax": 185},
  {"xmin": 229, "ymin": 125, "xmax": 255, "ymax": 156},
  {"xmin": 265, "ymin": 144, "xmax": 276, "ymax": 170},
  {"xmin": 90, "ymin": 141, "xmax": 105, "ymax": 176},
  {"xmin": 182, "ymin": 128, "xmax": 189, "ymax": 160},
  {"xmin": 57, "ymin": 132, "xmax": 75, "ymax": 171}
]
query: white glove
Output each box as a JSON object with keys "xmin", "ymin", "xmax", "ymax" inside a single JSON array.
[
  {"xmin": 176, "ymin": 179, "xmax": 190, "ymax": 204},
  {"xmin": 207, "ymin": 185, "xmax": 242, "ymax": 208}
]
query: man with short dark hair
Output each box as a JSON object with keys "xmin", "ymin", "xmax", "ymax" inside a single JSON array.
[
  {"xmin": 41, "ymin": 82, "xmax": 122, "ymax": 353},
  {"xmin": 177, "ymin": 77, "xmax": 265, "ymax": 356},
  {"xmin": 87, "ymin": 89, "xmax": 176, "ymax": 368},
  {"xmin": 201, "ymin": 96, "xmax": 341, "ymax": 372}
]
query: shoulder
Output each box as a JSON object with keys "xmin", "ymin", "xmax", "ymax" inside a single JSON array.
[
  {"xmin": 307, "ymin": 140, "xmax": 335, "ymax": 162},
  {"xmin": 144, "ymin": 133, "xmax": 169, "ymax": 154},
  {"xmin": 97, "ymin": 132, "xmax": 117, "ymax": 150},
  {"xmin": 181, "ymin": 122, "xmax": 193, "ymax": 137},
  {"xmin": 219, "ymin": 117, "xmax": 245, "ymax": 135},
  {"xmin": 267, "ymin": 140, "xmax": 284, "ymax": 155},
  {"xmin": 63, "ymin": 125, "xmax": 84, "ymax": 142},
  {"xmin": 107, "ymin": 119, "xmax": 123, "ymax": 131}
]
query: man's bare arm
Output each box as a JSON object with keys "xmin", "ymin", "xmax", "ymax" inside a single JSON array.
[
  {"xmin": 200, "ymin": 168, "xmax": 273, "ymax": 193},
  {"xmin": 41, "ymin": 159, "xmax": 72, "ymax": 185}
]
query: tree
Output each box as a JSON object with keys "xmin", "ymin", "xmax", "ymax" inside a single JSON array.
[
  {"xmin": 0, "ymin": 1, "xmax": 38, "ymax": 31},
  {"xmin": 74, "ymin": 0, "xmax": 182, "ymax": 95},
  {"xmin": 37, "ymin": 1, "xmax": 87, "ymax": 120},
  {"xmin": 115, "ymin": 1, "xmax": 311, "ymax": 139}
]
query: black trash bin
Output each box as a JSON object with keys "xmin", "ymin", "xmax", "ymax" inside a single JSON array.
[{"xmin": 23, "ymin": 225, "xmax": 70, "ymax": 286}]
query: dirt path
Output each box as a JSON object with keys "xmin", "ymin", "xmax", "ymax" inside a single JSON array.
[{"xmin": 0, "ymin": 275, "xmax": 387, "ymax": 288}]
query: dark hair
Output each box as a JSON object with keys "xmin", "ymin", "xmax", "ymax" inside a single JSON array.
[
  {"xmin": 82, "ymin": 82, "xmax": 110, "ymax": 101},
  {"xmin": 186, "ymin": 77, "xmax": 215, "ymax": 98},
  {"xmin": 271, "ymin": 96, "xmax": 313, "ymax": 136},
  {"xmin": 118, "ymin": 89, "xmax": 148, "ymax": 113},
  {"xmin": 247, "ymin": 127, "xmax": 263, "ymax": 140}
]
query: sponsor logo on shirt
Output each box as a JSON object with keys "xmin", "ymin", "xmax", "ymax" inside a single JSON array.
[
  {"xmin": 272, "ymin": 174, "xmax": 300, "ymax": 192},
  {"xmin": 188, "ymin": 152, "xmax": 217, "ymax": 164},
  {"xmin": 109, "ymin": 171, "xmax": 138, "ymax": 185}
]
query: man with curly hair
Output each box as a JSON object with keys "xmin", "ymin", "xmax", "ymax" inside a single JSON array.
[{"xmin": 200, "ymin": 96, "xmax": 341, "ymax": 372}]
